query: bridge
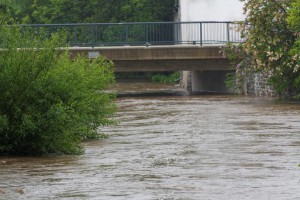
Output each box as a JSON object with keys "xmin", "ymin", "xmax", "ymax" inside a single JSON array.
[
  {"xmin": 21, "ymin": 21, "xmax": 243, "ymax": 94},
  {"xmin": 70, "ymin": 45, "xmax": 230, "ymax": 72}
]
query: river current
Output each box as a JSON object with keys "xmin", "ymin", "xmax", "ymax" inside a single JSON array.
[{"xmin": 0, "ymin": 82, "xmax": 299, "ymax": 200}]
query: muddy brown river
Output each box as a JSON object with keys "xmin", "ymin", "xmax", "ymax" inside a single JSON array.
[{"xmin": 0, "ymin": 82, "xmax": 300, "ymax": 200}]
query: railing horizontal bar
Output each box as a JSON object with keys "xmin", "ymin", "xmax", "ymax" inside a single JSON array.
[
  {"xmin": 16, "ymin": 21, "xmax": 243, "ymax": 27},
  {"xmin": 6, "ymin": 21, "xmax": 244, "ymax": 48}
]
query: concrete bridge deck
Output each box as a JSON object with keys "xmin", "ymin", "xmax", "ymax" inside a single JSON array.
[{"xmin": 69, "ymin": 45, "xmax": 232, "ymax": 72}]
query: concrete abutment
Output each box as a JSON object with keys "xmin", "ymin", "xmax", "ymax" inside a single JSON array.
[{"xmin": 181, "ymin": 70, "xmax": 234, "ymax": 94}]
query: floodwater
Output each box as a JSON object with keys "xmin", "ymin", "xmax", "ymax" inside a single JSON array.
[{"xmin": 0, "ymin": 82, "xmax": 300, "ymax": 200}]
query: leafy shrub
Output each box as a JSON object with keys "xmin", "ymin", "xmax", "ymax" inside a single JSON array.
[
  {"xmin": 151, "ymin": 72, "xmax": 180, "ymax": 84},
  {"xmin": 222, "ymin": 43, "xmax": 252, "ymax": 94},
  {"xmin": 239, "ymin": 0, "xmax": 299, "ymax": 99},
  {"xmin": 0, "ymin": 22, "xmax": 116, "ymax": 155},
  {"xmin": 287, "ymin": 0, "xmax": 300, "ymax": 99}
]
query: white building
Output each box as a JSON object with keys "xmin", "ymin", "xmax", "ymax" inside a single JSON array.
[
  {"xmin": 176, "ymin": 0, "xmax": 245, "ymax": 94},
  {"xmin": 175, "ymin": 0, "xmax": 245, "ymax": 22},
  {"xmin": 174, "ymin": 0, "xmax": 245, "ymax": 45}
]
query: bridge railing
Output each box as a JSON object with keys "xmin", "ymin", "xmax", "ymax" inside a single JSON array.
[{"xmin": 18, "ymin": 21, "xmax": 243, "ymax": 47}]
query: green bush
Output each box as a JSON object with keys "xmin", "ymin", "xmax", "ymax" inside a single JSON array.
[
  {"xmin": 151, "ymin": 72, "xmax": 180, "ymax": 84},
  {"xmin": 287, "ymin": 0, "xmax": 300, "ymax": 99},
  {"xmin": 222, "ymin": 43, "xmax": 253, "ymax": 94},
  {"xmin": 0, "ymin": 23, "xmax": 116, "ymax": 155}
]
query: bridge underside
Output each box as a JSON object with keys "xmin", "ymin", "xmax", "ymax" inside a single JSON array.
[
  {"xmin": 113, "ymin": 59, "xmax": 230, "ymax": 72},
  {"xmin": 69, "ymin": 45, "xmax": 231, "ymax": 71},
  {"xmin": 69, "ymin": 46, "xmax": 234, "ymax": 94},
  {"xmin": 190, "ymin": 70, "xmax": 234, "ymax": 94}
]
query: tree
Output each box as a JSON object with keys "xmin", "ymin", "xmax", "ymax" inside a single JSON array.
[
  {"xmin": 0, "ymin": 0, "xmax": 34, "ymax": 23},
  {"xmin": 13, "ymin": 0, "xmax": 174, "ymax": 24},
  {"xmin": 0, "ymin": 15, "xmax": 116, "ymax": 155},
  {"xmin": 30, "ymin": 0, "xmax": 94, "ymax": 24},
  {"xmin": 239, "ymin": 0, "xmax": 299, "ymax": 99},
  {"xmin": 0, "ymin": 0, "xmax": 17, "ymax": 23},
  {"xmin": 86, "ymin": 0, "xmax": 175, "ymax": 22},
  {"xmin": 287, "ymin": 0, "xmax": 300, "ymax": 97}
]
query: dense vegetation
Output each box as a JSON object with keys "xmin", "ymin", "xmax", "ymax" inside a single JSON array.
[
  {"xmin": 0, "ymin": 0, "xmax": 175, "ymax": 23},
  {"xmin": 0, "ymin": 1, "xmax": 177, "ymax": 156},
  {"xmin": 227, "ymin": 0, "xmax": 300, "ymax": 99},
  {"xmin": 0, "ymin": 13, "xmax": 116, "ymax": 155},
  {"xmin": 287, "ymin": 0, "xmax": 300, "ymax": 95},
  {"xmin": 152, "ymin": 72, "xmax": 180, "ymax": 84}
]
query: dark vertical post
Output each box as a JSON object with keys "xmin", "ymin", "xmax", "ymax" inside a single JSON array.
[
  {"xmin": 200, "ymin": 22, "xmax": 203, "ymax": 46},
  {"xmin": 91, "ymin": 25, "xmax": 95, "ymax": 48},
  {"xmin": 226, "ymin": 22, "xmax": 230, "ymax": 43},
  {"xmin": 125, "ymin": 25, "xmax": 129, "ymax": 45},
  {"xmin": 145, "ymin": 24, "xmax": 148, "ymax": 45},
  {"xmin": 175, "ymin": 23, "xmax": 178, "ymax": 44},
  {"xmin": 74, "ymin": 25, "xmax": 78, "ymax": 46}
]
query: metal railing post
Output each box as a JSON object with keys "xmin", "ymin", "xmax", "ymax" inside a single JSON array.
[
  {"xmin": 226, "ymin": 22, "xmax": 230, "ymax": 43},
  {"xmin": 74, "ymin": 25, "xmax": 78, "ymax": 46},
  {"xmin": 145, "ymin": 24, "xmax": 149, "ymax": 45},
  {"xmin": 125, "ymin": 25, "xmax": 129, "ymax": 45},
  {"xmin": 200, "ymin": 22, "xmax": 203, "ymax": 46},
  {"xmin": 91, "ymin": 25, "xmax": 95, "ymax": 48}
]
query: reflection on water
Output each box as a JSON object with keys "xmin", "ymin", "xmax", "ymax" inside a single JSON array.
[{"xmin": 0, "ymin": 83, "xmax": 300, "ymax": 200}]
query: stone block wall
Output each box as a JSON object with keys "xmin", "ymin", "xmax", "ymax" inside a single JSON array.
[
  {"xmin": 180, "ymin": 70, "xmax": 277, "ymax": 96},
  {"xmin": 246, "ymin": 72, "xmax": 277, "ymax": 96},
  {"xmin": 180, "ymin": 71, "xmax": 192, "ymax": 94}
]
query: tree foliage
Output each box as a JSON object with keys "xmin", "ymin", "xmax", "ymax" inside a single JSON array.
[
  {"xmin": 238, "ymin": 0, "xmax": 299, "ymax": 99},
  {"xmin": 2, "ymin": 0, "xmax": 175, "ymax": 24},
  {"xmin": 287, "ymin": 0, "xmax": 300, "ymax": 95},
  {"xmin": 287, "ymin": 0, "xmax": 300, "ymax": 31},
  {"xmin": 0, "ymin": 0, "xmax": 33, "ymax": 23},
  {"xmin": 152, "ymin": 72, "xmax": 180, "ymax": 84},
  {"xmin": 0, "ymin": 16, "xmax": 116, "ymax": 155},
  {"xmin": 223, "ymin": 43, "xmax": 252, "ymax": 94}
]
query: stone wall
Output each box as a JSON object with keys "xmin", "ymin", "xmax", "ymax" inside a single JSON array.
[
  {"xmin": 180, "ymin": 70, "xmax": 277, "ymax": 96},
  {"xmin": 180, "ymin": 71, "xmax": 192, "ymax": 94},
  {"xmin": 246, "ymin": 72, "xmax": 277, "ymax": 96}
]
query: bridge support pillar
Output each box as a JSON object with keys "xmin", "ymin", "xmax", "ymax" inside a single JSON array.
[
  {"xmin": 181, "ymin": 71, "xmax": 192, "ymax": 94},
  {"xmin": 191, "ymin": 70, "xmax": 234, "ymax": 94},
  {"xmin": 181, "ymin": 70, "xmax": 234, "ymax": 94}
]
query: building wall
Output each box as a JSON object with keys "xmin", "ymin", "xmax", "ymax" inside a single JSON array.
[
  {"xmin": 177, "ymin": 0, "xmax": 246, "ymax": 94},
  {"xmin": 178, "ymin": 0, "xmax": 245, "ymax": 22},
  {"xmin": 175, "ymin": 0, "xmax": 245, "ymax": 45}
]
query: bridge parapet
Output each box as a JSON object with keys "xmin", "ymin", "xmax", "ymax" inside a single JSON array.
[
  {"xmin": 19, "ymin": 21, "xmax": 243, "ymax": 47},
  {"xmin": 70, "ymin": 45, "xmax": 226, "ymax": 60}
]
